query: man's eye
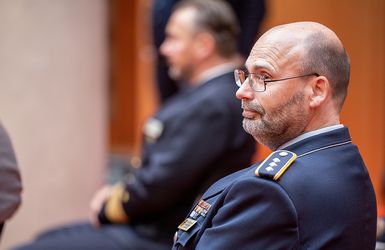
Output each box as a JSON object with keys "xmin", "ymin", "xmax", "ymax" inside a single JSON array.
[{"xmin": 257, "ymin": 75, "xmax": 268, "ymax": 81}]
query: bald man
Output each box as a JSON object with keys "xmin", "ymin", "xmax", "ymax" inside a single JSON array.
[{"xmin": 172, "ymin": 22, "xmax": 377, "ymax": 249}]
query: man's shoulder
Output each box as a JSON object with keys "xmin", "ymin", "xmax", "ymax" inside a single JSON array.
[
  {"xmin": 201, "ymin": 165, "xmax": 255, "ymax": 199},
  {"xmin": 201, "ymin": 160, "xmax": 293, "ymax": 200},
  {"xmin": 202, "ymin": 72, "xmax": 238, "ymax": 95}
]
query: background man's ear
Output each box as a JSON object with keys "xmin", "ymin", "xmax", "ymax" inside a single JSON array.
[{"xmin": 194, "ymin": 32, "xmax": 215, "ymax": 58}]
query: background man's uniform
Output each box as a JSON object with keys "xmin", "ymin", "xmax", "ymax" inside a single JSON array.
[{"xmin": 98, "ymin": 69, "xmax": 256, "ymax": 241}]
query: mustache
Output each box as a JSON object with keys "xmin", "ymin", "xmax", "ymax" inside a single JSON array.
[{"xmin": 241, "ymin": 100, "xmax": 266, "ymax": 115}]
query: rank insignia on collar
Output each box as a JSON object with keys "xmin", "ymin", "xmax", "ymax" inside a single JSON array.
[
  {"xmin": 178, "ymin": 218, "xmax": 197, "ymax": 232},
  {"xmin": 255, "ymin": 150, "xmax": 297, "ymax": 181}
]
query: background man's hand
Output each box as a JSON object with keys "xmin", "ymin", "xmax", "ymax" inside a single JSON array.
[{"xmin": 88, "ymin": 185, "xmax": 113, "ymax": 228}]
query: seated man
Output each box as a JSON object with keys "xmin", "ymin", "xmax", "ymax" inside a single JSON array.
[
  {"xmin": 172, "ymin": 21, "xmax": 377, "ymax": 249},
  {"xmin": 13, "ymin": 1, "xmax": 255, "ymax": 249},
  {"xmin": 0, "ymin": 122, "xmax": 22, "ymax": 238}
]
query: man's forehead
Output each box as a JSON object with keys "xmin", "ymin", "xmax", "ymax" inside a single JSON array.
[
  {"xmin": 245, "ymin": 59, "xmax": 275, "ymax": 72},
  {"xmin": 245, "ymin": 45, "xmax": 293, "ymax": 73},
  {"xmin": 168, "ymin": 7, "xmax": 196, "ymax": 28}
]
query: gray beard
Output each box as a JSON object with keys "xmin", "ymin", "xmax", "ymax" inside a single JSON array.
[
  {"xmin": 168, "ymin": 66, "xmax": 193, "ymax": 82},
  {"xmin": 242, "ymin": 91, "xmax": 307, "ymax": 150}
]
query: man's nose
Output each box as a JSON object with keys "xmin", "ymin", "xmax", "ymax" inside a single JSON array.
[
  {"xmin": 236, "ymin": 80, "xmax": 254, "ymax": 101},
  {"xmin": 159, "ymin": 41, "xmax": 169, "ymax": 57}
]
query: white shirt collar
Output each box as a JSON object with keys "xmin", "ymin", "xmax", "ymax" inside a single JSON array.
[
  {"xmin": 277, "ymin": 124, "xmax": 345, "ymax": 150},
  {"xmin": 197, "ymin": 62, "xmax": 236, "ymax": 85}
]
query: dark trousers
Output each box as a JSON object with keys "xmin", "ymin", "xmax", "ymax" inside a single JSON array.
[{"xmin": 11, "ymin": 222, "xmax": 171, "ymax": 250}]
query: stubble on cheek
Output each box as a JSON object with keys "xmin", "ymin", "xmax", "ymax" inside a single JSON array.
[{"xmin": 241, "ymin": 91, "xmax": 308, "ymax": 150}]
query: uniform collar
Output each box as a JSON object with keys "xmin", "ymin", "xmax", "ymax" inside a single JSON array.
[
  {"xmin": 196, "ymin": 62, "xmax": 237, "ymax": 85},
  {"xmin": 278, "ymin": 124, "xmax": 344, "ymax": 150},
  {"xmin": 282, "ymin": 126, "xmax": 352, "ymax": 158}
]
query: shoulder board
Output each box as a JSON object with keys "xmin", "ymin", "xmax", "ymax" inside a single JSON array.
[{"xmin": 255, "ymin": 150, "xmax": 297, "ymax": 181}]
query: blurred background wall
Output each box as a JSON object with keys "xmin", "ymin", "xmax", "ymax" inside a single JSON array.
[
  {"xmin": 0, "ymin": 0, "xmax": 383, "ymax": 249},
  {"xmin": 0, "ymin": 0, "xmax": 108, "ymax": 248}
]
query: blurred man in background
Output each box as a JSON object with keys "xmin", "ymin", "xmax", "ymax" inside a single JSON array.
[
  {"xmin": 13, "ymin": 1, "xmax": 255, "ymax": 249},
  {"xmin": 152, "ymin": 0, "xmax": 265, "ymax": 103}
]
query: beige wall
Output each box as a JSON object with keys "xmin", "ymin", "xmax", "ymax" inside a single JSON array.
[{"xmin": 0, "ymin": 0, "xmax": 108, "ymax": 248}]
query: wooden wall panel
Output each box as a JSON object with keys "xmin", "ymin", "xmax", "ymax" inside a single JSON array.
[
  {"xmin": 109, "ymin": 0, "xmax": 157, "ymax": 156},
  {"xmin": 133, "ymin": 0, "xmax": 158, "ymax": 156},
  {"xmin": 109, "ymin": 0, "xmax": 137, "ymax": 154}
]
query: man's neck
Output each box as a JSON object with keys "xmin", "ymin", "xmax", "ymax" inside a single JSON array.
[
  {"xmin": 189, "ymin": 56, "xmax": 237, "ymax": 85},
  {"xmin": 278, "ymin": 124, "xmax": 344, "ymax": 150},
  {"xmin": 303, "ymin": 102, "xmax": 341, "ymax": 134}
]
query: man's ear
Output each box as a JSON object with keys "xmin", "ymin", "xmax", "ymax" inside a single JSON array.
[
  {"xmin": 309, "ymin": 76, "xmax": 330, "ymax": 108},
  {"xmin": 194, "ymin": 32, "xmax": 215, "ymax": 59}
]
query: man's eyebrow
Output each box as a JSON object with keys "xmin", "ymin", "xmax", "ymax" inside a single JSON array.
[{"xmin": 245, "ymin": 61, "xmax": 275, "ymax": 72}]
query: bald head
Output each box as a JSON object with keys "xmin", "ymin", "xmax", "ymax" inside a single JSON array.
[{"xmin": 251, "ymin": 22, "xmax": 350, "ymax": 110}]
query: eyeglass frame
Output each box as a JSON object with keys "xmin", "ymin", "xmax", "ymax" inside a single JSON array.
[{"xmin": 234, "ymin": 69, "xmax": 320, "ymax": 92}]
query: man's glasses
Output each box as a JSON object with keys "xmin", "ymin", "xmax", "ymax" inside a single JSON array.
[{"xmin": 234, "ymin": 69, "xmax": 319, "ymax": 92}]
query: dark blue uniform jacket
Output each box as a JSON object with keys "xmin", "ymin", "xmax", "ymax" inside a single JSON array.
[
  {"xmin": 116, "ymin": 72, "xmax": 255, "ymax": 242},
  {"xmin": 173, "ymin": 127, "xmax": 377, "ymax": 250}
]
